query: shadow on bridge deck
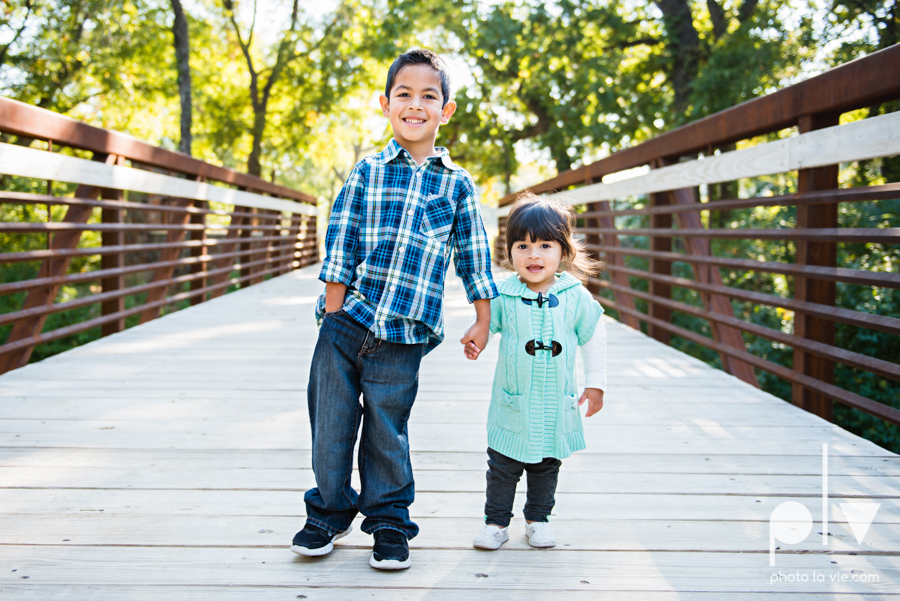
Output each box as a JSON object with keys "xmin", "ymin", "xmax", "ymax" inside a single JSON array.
[{"xmin": 1, "ymin": 265, "xmax": 898, "ymax": 599}]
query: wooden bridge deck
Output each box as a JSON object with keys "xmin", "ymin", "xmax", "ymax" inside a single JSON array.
[{"xmin": 0, "ymin": 264, "xmax": 897, "ymax": 599}]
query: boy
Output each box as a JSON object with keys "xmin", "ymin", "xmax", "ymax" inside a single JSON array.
[{"xmin": 290, "ymin": 49, "xmax": 498, "ymax": 570}]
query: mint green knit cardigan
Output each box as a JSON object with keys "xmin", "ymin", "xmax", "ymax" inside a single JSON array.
[{"xmin": 487, "ymin": 272, "xmax": 603, "ymax": 463}]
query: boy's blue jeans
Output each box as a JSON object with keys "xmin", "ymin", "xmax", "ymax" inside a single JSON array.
[{"xmin": 304, "ymin": 310, "xmax": 423, "ymax": 540}]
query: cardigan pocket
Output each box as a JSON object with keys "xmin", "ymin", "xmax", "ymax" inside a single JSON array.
[
  {"xmin": 563, "ymin": 393, "xmax": 581, "ymax": 433},
  {"xmin": 497, "ymin": 390, "xmax": 525, "ymax": 433}
]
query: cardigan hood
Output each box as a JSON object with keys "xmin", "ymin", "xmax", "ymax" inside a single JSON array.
[{"xmin": 496, "ymin": 271, "xmax": 584, "ymax": 298}]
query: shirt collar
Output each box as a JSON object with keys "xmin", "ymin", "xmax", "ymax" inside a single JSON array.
[{"xmin": 376, "ymin": 139, "xmax": 462, "ymax": 172}]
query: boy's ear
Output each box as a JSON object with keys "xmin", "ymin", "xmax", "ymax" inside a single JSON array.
[
  {"xmin": 379, "ymin": 94, "xmax": 390, "ymax": 117},
  {"xmin": 440, "ymin": 100, "xmax": 457, "ymax": 124}
]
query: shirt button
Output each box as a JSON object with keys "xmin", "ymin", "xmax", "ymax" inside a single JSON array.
[
  {"xmin": 407, "ymin": 209, "xmax": 414, "ymax": 216},
  {"xmin": 389, "ymin": 286, "xmax": 396, "ymax": 292},
  {"xmin": 379, "ymin": 321, "xmax": 385, "ymax": 326},
  {"xmin": 399, "ymin": 246, "xmax": 405, "ymax": 253}
]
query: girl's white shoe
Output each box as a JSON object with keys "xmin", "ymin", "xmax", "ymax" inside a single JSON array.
[
  {"xmin": 473, "ymin": 524, "xmax": 509, "ymax": 550},
  {"xmin": 525, "ymin": 521, "xmax": 556, "ymax": 548}
]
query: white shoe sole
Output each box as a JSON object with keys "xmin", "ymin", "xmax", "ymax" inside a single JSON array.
[
  {"xmin": 290, "ymin": 525, "xmax": 352, "ymax": 556},
  {"xmin": 527, "ymin": 539, "xmax": 556, "ymax": 548},
  {"xmin": 473, "ymin": 532, "xmax": 509, "ymax": 550},
  {"xmin": 369, "ymin": 555, "xmax": 411, "ymax": 570}
]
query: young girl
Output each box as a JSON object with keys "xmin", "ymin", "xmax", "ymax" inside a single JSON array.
[{"xmin": 463, "ymin": 192, "xmax": 607, "ymax": 550}]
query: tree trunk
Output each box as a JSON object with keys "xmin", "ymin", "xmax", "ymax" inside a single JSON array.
[
  {"xmin": 655, "ymin": 0, "xmax": 701, "ymax": 117},
  {"xmin": 247, "ymin": 106, "xmax": 267, "ymax": 177},
  {"xmin": 171, "ymin": 0, "xmax": 193, "ymax": 156}
]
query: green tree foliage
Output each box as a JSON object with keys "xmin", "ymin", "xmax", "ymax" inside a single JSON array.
[{"xmin": 382, "ymin": 0, "xmax": 803, "ymax": 190}]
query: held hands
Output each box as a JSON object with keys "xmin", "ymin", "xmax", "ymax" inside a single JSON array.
[
  {"xmin": 461, "ymin": 321, "xmax": 489, "ymax": 361},
  {"xmin": 579, "ymin": 388, "xmax": 604, "ymax": 417}
]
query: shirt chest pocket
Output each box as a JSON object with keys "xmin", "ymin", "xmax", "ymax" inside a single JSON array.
[{"xmin": 420, "ymin": 195, "xmax": 455, "ymax": 243}]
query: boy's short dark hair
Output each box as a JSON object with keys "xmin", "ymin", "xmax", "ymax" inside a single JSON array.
[{"xmin": 384, "ymin": 49, "xmax": 452, "ymax": 107}]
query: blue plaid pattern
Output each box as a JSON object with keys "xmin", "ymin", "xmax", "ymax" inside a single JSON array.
[{"xmin": 318, "ymin": 139, "xmax": 499, "ymax": 354}]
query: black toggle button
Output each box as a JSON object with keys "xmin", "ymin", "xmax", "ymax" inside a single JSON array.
[
  {"xmin": 525, "ymin": 339, "xmax": 562, "ymax": 357},
  {"xmin": 521, "ymin": 292, "xmax": 558, "ymax": 308}
]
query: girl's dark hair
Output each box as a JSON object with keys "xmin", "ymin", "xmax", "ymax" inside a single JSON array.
[
  {"xmin": 385, "ymin": 49, "xmax": 452, "ymax": 107},
  {"xmin": 502, "ymin": 192, "xmax": 603, "ymax": 282}
]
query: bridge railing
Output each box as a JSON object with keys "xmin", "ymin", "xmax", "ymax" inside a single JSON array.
[
  {"xmin": 0, "ymin": 98, "xmax": 318, "ymax": 375},
  {"xmin": 497, "ymin": 45, "xmax": 900, "ymax": 427}
]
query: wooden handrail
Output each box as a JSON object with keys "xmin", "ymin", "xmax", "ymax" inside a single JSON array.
[
  {"xmin": 0, "ymin": 102, "xmax": 319, "ymax": 374},
  {"xmin": 0, "ymin": 97, "xmax": 315, "ymax": 203}
]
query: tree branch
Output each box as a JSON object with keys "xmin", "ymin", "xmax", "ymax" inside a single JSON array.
[
  {"xmin": 707, "ymin": 0, "xmax": 727, "ymax": 40},
  {"xmin": 607, "ymin": 37, "xmax": 663, "ymax": 50},
  {"xmin": 0, "ymin": 0, "xmax": 34, "ymax": 69},
  {"xmin": 260, "ymin": 0, "xmax": 303, "ymax": 109},
  {"xmin": 737, "ymin": 0, "xmax": 759, "ymax": 25}
]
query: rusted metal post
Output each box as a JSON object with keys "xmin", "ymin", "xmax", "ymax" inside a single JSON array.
[
  {"xmin": 257, "ymin": 209, "xmax": 280, "ymax": 283},
  {"xmin": 138, "ymin": 193, "xmax": 195, "ymax": 325},
  {"xmin": 583, "ymin": 201, "xmax": 601, "ymax": 296},
  {"xmin": 669, "ymin": 186, "xmax": 759, "ymax": 387},
  {"xmin": 495, "ymin": 215, "xmax": 508, "ymax": 267},
  {"xmin": 596, "ymin": 200, "xmax": 642, "ymax": 330},
  {"xmin": 648, "ymin": 187, "xmax": 673, "ymax": 344},
  {"xmin": 209, "ymin": 210, "xmax": 245, "ymax": 299},
  {"xmin": 239, "ymin": 207, "xmax": 257, "ymax": 285},
  {"xmin": 792, "ymin": 113, "xmax": 840, "ymax": 421},
  {"xmin": 100, "ymin": 179, "xmax": 126, "ymax": 336},
  {"xmin": 189, "ymin": 199, "xmax": 207, "ymax": 306}
]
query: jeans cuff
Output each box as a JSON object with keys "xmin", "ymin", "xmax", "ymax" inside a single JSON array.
[
  {"xmin": 522, "ymin": 512, "xmax": 551, "ymax": 523},
  {"xmin": 364, "ymin": 524, "xmax": 416, "ymax": 540},
  {"xmin": 484, "ymin": 515, "xmax": 512, "ymax": 528},
  {"xmin": 306, "ymin": 516, "xmax": 349, "ymax": 536}
]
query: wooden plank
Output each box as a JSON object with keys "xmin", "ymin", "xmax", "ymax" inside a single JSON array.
[
  {"xmin": 1, "ymin": 514, "xmax": 898, "ymax": 553},
  {"xmin": 0, "ymin": 421, "xmax": 886, "ymax": 456},
  {"xmin": 0, "ymin": 397, "xmax": 836, "ymax": 424},
  {"xmin": 0, "ymin": 447, "xmax": 895, "ymax": 475},
  {"xmin": 2, "ymin": 465, "xmax": 898, "ymax": 497},
  {"xmin": 3, "ymin": 586, "xmax": 893, "ymax": 601},
  {"xmin": 3, "ymin": 488, "xmax": 898, "ymax": 523},
  {"xmin": 1, "ymin": 547, "xmax": 898, "ymax": 593},
  {"xmin": 0, "ymin": 142, "xmax": 317, "ymax": 215}
]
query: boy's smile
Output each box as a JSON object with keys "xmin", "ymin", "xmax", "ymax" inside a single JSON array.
[{"xmin": 380, "ymin": 64, "xmax": 456, "ymax": 164}]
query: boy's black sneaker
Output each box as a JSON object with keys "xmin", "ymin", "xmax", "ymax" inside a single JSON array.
[
  {"xmin": 369, "ymin": 529, "xmax": 411, "ymax": 570},
  {"xmin": 290, "ymin": 523, "xmax": 352, "ymax": 556}
]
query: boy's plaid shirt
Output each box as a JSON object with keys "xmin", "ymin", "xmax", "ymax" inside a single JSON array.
[{"xmin": 318, "ymin": 139, "xmax": 499, "ymax": 353}]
